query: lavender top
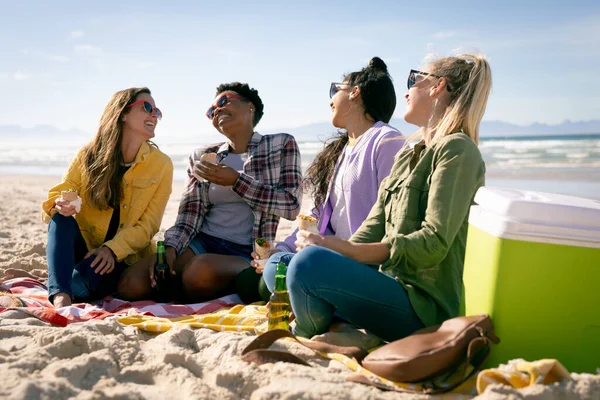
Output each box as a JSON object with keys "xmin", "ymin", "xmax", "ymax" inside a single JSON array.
[{"xmin": 277, "ymin": 121, "xmax": 405, "ymax": 252}]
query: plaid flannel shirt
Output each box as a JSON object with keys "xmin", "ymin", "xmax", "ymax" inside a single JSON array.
[{"xmin": 164, "ymin": 132, "xmax": 302, "ymax": 255}]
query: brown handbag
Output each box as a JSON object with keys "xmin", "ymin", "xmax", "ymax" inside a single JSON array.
[
  {"xmin": 241, "ymin": 314, "xmax": 500, "ymax": 394},
  {"xmin": 361, "ymin": 314, "xmax": 500, "ymax": 383}
]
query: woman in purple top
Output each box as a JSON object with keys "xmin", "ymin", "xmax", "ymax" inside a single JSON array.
[{"xmin": 253, "ymin": 57, "xmax": 405, "ymax": 299}]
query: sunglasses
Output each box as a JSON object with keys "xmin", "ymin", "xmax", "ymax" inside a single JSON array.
[
  {"xmin": 407, "ymin": 69, "xmax": 452, "ymax": 92},
  {"xmin": 329, "ymin": 82, "xmax": 350, "ymax": 99},
  {"xmin": 127, "ymin": 100, "xmax": 162, "ymax": 120},
  {"xmin": 206, "ymin": 93, "xmax": 243, "ymax": 119}
]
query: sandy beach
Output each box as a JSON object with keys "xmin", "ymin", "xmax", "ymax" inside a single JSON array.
[{"xmin": 1, "ymin": 175, "xmax": 598, "ymax": 399}]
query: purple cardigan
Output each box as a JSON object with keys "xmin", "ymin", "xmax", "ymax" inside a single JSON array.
[{"xmin": 277, "ymin": 121, "xmax": 405, "ymax": 252}]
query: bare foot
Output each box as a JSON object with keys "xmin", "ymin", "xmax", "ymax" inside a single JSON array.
[
  {"xmin": 311, "ymin": 320, "xmax": 384, "ymax": 350},
  {"xmin": 53, "ymin": 292, "xmax": 72, "ymax": 308}
]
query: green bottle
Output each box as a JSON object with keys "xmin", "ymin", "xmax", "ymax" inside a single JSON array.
[
  {"xmin": 268, "ymin": 262, "xmax": 290, "ymax": 331},
  {"xmin": 154, "ymin": 241, "xmax": 170, "ymax": 301}
]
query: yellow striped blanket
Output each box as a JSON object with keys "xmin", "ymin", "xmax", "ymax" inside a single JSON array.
[{"xmin": 117, "ymin": 305, "xmax": 575, "ymax": 397}]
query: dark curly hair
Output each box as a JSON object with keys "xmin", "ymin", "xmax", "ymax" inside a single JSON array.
[
  {"xmin": 305, "ymin": 57, "xmax": 396, "ymax": 216},
  {"xmin": 215, "ymin": 82, "xmax": 265, "ymax": 127}
]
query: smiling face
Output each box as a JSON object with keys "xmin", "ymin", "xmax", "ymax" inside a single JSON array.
[
  {"xmin": 122, "ymin": 92, "xmax": 159, "ymax": 140},
  {"xmin": 210, "ymin": 91, "xmax": 255, "ymax": 136}
]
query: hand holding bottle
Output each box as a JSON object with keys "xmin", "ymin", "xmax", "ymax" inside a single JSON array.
[{"xmin": 149, "ymin": 242, "xmax": 176, "ymax": 288}]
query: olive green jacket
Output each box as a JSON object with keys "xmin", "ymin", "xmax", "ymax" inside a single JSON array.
[{"xmin": 351, "ymin": 133, "xmax": 485, "ymax": 327}]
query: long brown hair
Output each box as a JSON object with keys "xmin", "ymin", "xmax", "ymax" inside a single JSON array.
[
  {"xmin": 305, "ymin": 57, "xmax": 396, "ymax": 215},
  {"xmin": 81, "ymin": 87, "xmax": 151, "ymax": 210}
]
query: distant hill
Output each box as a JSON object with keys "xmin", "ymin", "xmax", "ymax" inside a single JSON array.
[
  {"xmin": 266, "ymin": 119, "xmax": 600, "ymax": 142},
  {"xmin": 1, "ymin": 120, "xmax": 599, "ymax": 145}
]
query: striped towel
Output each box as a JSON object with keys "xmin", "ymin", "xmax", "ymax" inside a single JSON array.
[
  {"xmin": 117, "ymin": 304, "xmax": 269, "ymax": 334},
  {"xmin": 476, "ymin": 359, "xmax": 572, "ymax": 393}
]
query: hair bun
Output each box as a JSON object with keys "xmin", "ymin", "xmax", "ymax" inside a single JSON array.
[{"xmin": 369, "ymin": 57, "xmax": 388, "ymax": 72}]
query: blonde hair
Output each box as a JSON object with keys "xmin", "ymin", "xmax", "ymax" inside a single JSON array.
[
  {"xmin": 429, "ymin": 54, "xmax": 492, "ymax": 145},
  {"xmin": 404, "ymin": 54, "xmax": 492, "ymax": 148},
  {"xmin": 81, "ymin": 87, "xmax": 153, "ymax": 210}
]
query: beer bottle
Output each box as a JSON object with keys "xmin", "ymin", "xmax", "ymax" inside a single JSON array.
[
  {"xmin": 268, "ymin": 262, "xmax": 290, "ymax": 331},
  {"xmin": 154, "ymin": 241, "xmax": 170, "ymax": 302}
]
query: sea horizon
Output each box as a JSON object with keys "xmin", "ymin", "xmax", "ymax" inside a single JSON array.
[{"xmin": 1, "ymin": 133, "xmax": 599, "ymax": 200}]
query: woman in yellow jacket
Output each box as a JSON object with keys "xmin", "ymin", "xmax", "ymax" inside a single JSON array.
[{"xmin": 41, "ymin": 87, "xmax": 173, "ymax": 308}]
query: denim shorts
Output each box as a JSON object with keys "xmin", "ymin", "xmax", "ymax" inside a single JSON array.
[{"xmin": 188, "ymin": 231, "xmax": 253, "ymax": 262}]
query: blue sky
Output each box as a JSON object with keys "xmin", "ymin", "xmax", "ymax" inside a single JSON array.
[{"xmin": 1, "ymin": 0, "xmax": 599, "ymax": 141}]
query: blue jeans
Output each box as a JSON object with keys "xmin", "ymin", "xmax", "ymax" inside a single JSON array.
[
  {"xmin": 46, "ymin": 214, "xmax": 127, "ymax": 302},
  {"xmin": 263, "ymin": 247, "xmax": 425, "ymax": 341},
  {"xmin": 189, "ymin": 231, "xmax": 253, "ymax": 262}
]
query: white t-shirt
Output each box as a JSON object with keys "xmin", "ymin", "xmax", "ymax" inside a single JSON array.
[
  {"xmin": 328, "ymin": 145, "xmax": 354, "ymax": 240},
  {"xmin": 200, "ymin": 153, "xmax": 254, "ymax": 245}
]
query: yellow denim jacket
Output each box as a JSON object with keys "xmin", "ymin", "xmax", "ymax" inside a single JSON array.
[{"xmin": 41, "ymin": 141, "xmax": 173, "ymax": 265}]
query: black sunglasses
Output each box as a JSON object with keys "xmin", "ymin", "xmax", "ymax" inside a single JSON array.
[
  {"xmin": 407, "ymin": 69, "xmax": 452, "ymax": 92},
  {"xmin": 206, "ymin": 92, "xmax": 243, "ymax": 119},
  {"xmin": 329, "ymin": 82, "xmax": 349, "ymax": 99}
]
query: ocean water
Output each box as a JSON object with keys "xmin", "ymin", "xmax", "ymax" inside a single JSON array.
[{"xmin": 1, "ymin": 134, "xmax": 599, "ymax": 200}]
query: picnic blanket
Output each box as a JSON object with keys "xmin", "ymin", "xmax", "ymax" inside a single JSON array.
[
  {"xmin": 118, "ymin": 304, "xmax": 268, "ymax": 333},
  {"xmin": 2, "ymin": 278, "xmax": 582, "ymax": 397},
  {"xmin": 0, "ymin": 277, "xmax": 241, "ymax": 326}
]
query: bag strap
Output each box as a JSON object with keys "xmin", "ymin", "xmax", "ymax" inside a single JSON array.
[{"xmin": 241, "ymin": 329, "xmax": 368, "ymax": 366}]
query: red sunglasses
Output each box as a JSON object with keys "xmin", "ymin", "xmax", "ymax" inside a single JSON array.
[
  {"xmin": 206, "ymin": 93, "xmax": 242, "ymax": 119},
  {"xmin": 128, "ymin": 100, "xmax": 162, "ymax": 120}
]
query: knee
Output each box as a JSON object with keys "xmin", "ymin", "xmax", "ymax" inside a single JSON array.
[
  {"xmin": 116, "ymin": 268, "xmax": 150, "ymax": 301},
  {"xmin": 286, "ymin": 247, "xmax": 330, "ymax": 288},
  {"xmin": 50, "ymin": 213, "xmax": 78, "ymax": 227},
  {"xmin": 182, "ymin": 255, "xmax": 220, "ymax": 298},
  {"xmin": 49, "ymin": 213, "xmax": 79, "ymax": 233}
]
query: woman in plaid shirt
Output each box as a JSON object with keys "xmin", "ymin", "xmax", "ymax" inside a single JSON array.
[{"xmin": 118, "ymin": 82, "xmax": 302, "ymax": 303}]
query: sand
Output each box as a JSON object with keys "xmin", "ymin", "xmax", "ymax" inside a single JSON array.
[{"xmin": 1, "ymin": 175, "xmax": 599, "ymax": 400}]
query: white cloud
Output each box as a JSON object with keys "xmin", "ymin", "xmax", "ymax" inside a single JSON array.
[
  {"xmin": 20, "ymin": 48, "xmax": 70, "ymax": 63},
  {"xmin": 562, "ymin": 15, "xmax": 600, "ymax": 50},
  {"xmin": 137, "ymin": 62, "xmax": 154, "ymax": 69},
  {"xmin": 432, "ymin": 30, "xmax": 458, "ymax": 39},
  {"xmin": 45, "ymin": 54, "xmax": 70, "ymax": 63},
  {"xmin": 469, "ymin": 15, "xmax": 600, "ymax": 54},
  {"xmin": 74, "ymin": 44, "xmax": 103, "ymax": 56},
  {"xmin": 13, "ymin": 71, "xmax": 32, "ymax": 81},
  {"xmin": 71, "ymin": 30, "xmax": 84, "ymax": 38}
]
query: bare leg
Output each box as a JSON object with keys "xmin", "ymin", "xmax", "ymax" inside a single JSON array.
[
  {"xmin": 181, "ymin": 254, "xmax": 250, "ymax": 303},
  {"xmin": 117, "ymin": 249, "xmax": 195, "ymax": 301}
]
